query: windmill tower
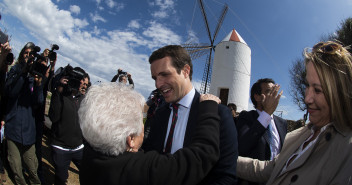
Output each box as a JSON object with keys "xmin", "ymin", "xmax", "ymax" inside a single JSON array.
[
  {"xmin": 183, "ymin": 0, "xmax": 228, "ymax": 94},
  {"xmin": 209, "ymin": 29, "xmax": 251, "ymax": 111}
]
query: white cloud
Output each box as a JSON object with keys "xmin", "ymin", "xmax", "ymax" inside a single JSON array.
[
  {"xmin": 90, "ymin": 12, "xmax": 107, "ymax": 23},
  {"xmin": 152, "ymin": 11, "xmax": 168, "ymax": 19},
  {"xmin": 128, "ymin": 20, "xmax": 141, "ymax": 29},
  {"xmin": 155, "ymin": 0, "xmax": 175, "ymax": 10},
  {"xmin": 92, "ymin": 26, "xmax": 102, "ymax": 35},
  {"xmin": 74, "ymin": 18, "xmax": 89, "ymax": 28},
  {"xmin": 2, "ymin": 0, "xmax": 185, "ymax": 98},
  {"xmin": 96, "ymin": 0, "xmax": 102, "ymax": 5},
  {"xmin": 105, "ymin": 0, "xmax": 125, "ymax": 11},
  {"xmin": 69, "ymin": 5, "xmax": 80, "ymax": 15},
  {"xmin": 106, "ymin": 0, "xmax": 116, "ymax": 8},
  {"xmin": 150, "ymin": 0, "xmax": 176, "ymax": 19},
  {"xmin": 186, "ymin": 29, "xmax": 200, "ymax": 43},
  {"xmin": 143, "ymin": 21, "xmax": 182, "ymax": 49},
  {"xmin": 115, "ymin": 2, "xmax": 125, "ymax": 11},
  {"xmin": 3, "ymin": 0, "xmax": 86, "ymax": 43},
  {"xmin": 191, "ymin": 79, "xmax": 202, "ymax": 92}
]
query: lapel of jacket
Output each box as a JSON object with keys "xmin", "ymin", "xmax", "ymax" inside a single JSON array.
[
  {"xmin": 273, "ymin": 115, "xmax": 287, "ymax": 148},
  {"xmin": 274, "ymin": 127, "xmax": 312, "ymax": 178},
  {"xmin": 151, "ymin": 103, "xmax": 172, "ymax": 151},
  {"xmin": 183, "ymin": 91, "xmax": 200, "ymax": 147}
]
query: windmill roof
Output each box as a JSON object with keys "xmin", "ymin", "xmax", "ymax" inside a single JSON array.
[{"xmin": 222, "ymin": 28, "xmax": 247, "ymax": 45}]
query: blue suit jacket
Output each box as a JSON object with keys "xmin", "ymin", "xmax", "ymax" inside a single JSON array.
[{"xmin": 143, "ymin": 91, "xmax": 238, "ymax": 185}]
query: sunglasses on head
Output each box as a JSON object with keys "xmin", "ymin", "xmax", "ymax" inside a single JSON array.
[
  {"xmin": 310, "ymin": 41, "xmax": 348, "ymax": 75},
  {"xmin": 312, "ymin": 42, "xmax": 343, "ymax": 55}
]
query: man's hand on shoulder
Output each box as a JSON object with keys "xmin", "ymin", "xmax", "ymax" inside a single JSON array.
[{"xmin": 200, "ymin": 94, "xmax": 221, "ymax": 104}]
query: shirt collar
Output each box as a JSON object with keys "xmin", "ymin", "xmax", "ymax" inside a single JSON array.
[
  {"xmin": 256, "ymin": 109, "xmax": 274, "ymax": 119},
  {"xmin": 169, "ymin": 87, "xmax": 195, "ymax": 109}
]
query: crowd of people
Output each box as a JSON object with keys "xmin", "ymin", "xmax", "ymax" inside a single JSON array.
[{"xmin": 0, "ymin": 35, "xmax": 352, "ymax": 185}]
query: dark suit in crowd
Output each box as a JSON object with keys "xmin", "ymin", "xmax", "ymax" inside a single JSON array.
[
  {"xmin": 235, "ymin": 110, "xmax": 287, "ymax": 185},
  {"xmin": 143, "ymin": 91, "xmax": 238, "ymax": 185}
]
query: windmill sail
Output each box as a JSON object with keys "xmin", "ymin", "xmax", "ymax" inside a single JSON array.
[{"xmin": 182, "ymin": 0, "xmax": 228, "ymax": 94}]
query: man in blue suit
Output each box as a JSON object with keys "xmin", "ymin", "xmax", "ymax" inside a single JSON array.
[
  {"xmin": 235, "ymin": 78, "xmax": 287, "ymax": 185},
  {"xmin": 142, "ymin": 45, "xmax": 238, "ymax": 185}
]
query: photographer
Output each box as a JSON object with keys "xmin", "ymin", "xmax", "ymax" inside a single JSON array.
[
  {"xmin": 4, "ymin": 42, "xmax": 42, "ymax": 185},
  {"xmin": 34, "ymin": 48, "xmax": 57, "ymax": 184},
  {"xmin": 0, "ymin": 40, "xmax": 11, "ymax": 183},
  {"xmin": 111, "ymin": 68, "xmax": 134, "ymax": 88},
  {"xmin": 49, "ymin": 65, "xmax": 86, "ymax": 185}
]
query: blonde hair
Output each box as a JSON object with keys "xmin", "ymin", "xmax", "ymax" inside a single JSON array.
[
  {"xmin": 78, "ymin": 83, "xmax": 145, "ymax": 156},
  {"xmin": 304, "ymin": 41, "xmax": 352, "ymax": 130}
]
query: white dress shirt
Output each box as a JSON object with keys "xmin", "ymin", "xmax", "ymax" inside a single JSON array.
[
  {"xmin": 164, "ymin": 87, "xmax": 195, "ymax": 154},
  {"xmin": 257, "ymin": 109, "xmax": 281, "ymax": 160}
]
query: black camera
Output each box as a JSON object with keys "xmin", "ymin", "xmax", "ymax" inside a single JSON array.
[
  {"xmin": 0, "ymin": 30, "xmax": 14, "ymax": 65},
  {"xmin": 5, "ymin": 52, "xmax": 14, "ymax": 65},
  {"xmin": 55, "ymin": 64, "xmax": 84, "ymax": 93},
  {"xmin": 48, "ymin": 44, "xmax": 59, "ymax": 61},
  {"xmin": 27, "ymin": 45, "xmax": 48, "ymax": 78}
]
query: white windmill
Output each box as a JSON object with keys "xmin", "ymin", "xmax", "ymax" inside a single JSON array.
[
  {"xmin": 183, "ymin": 0, "xmax": 251, "ymax": 111},
  {"xmin": 209, "ymin": 29, "xmax": 251, "ymax": 111}
]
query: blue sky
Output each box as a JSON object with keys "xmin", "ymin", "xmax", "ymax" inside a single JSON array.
[{"xmin": 0, "ymin": 0, "xmax": 351, "ymax": 121}]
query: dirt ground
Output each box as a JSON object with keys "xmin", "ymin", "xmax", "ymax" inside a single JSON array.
[{"xmin": 1, "ymin": 129, "xmax": 80, "ymax": 185}]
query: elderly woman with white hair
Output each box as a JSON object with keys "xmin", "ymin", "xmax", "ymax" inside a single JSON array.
[
  {"xmin": 236, "ymin": 41, "xmax": 352, "ymax": 184},
  {"xmin": 78, "ymin": 83, "xmax": 222, "ymax": 185}
]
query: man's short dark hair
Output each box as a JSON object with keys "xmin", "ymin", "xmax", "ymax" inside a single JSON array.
[
  {"xmin": 227, "ymin": 103, "xmax": 237, "ymax": 112},
  {"xmin": 73, "ymin": 67, "xmax": 90, "ymax": 82},
  {"xmin": 250, "ymin": 78, "xmax": 275, "ymax": 108},
  {"xmin": 149, "ymin": 45, "xmax": 193, "ymax": 80}
]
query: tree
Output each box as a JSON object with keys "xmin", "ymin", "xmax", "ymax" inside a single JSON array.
[
  {"xmin": 289, "ymin": 58, "xmax": 306, "ymax": 111},
  {"xmin": 332, "ymin": 18, "xmax": 352, "ymax": 53},
  {"xmin": 289, "ymin": 17, "xmax": 352, "ymax": 110}
]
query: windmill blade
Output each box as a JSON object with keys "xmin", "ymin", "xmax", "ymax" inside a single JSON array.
[
  {"xmin": 198, "ymin": 0, "xmax": 212, "ymax": 45},
  {"xmin": 200, "ymin": 48, "xmax": 213, "ymax": 94},
  {"xmin": 182, "ymin": 43, "xmax": 212, "ymax": 60},
  {"xmin": 212, "ymin": 4, "xmax": 228, "ymax": 45}
]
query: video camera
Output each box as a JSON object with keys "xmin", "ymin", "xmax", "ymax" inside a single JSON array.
[
  {"xmin": 27, "ymin": 45, "xmax": 48, "ymax": 78},
  {"xmin": 117, "ymin": 69, "xmax": 127, "ymax": 76},
  {"xmin": 48, "ymin": 44, "xmax": 59, "ymax": 61},
  {"xmin": 0, "ymin": 30, "xmax": 14, "ymax": 65},
  {"xmin": 54, "ymin": 64, "xmax": 85, "ymax": 93}
]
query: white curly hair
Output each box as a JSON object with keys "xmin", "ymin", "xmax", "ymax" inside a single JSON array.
[{"xmin": 78, "ymin": 82, "xmax": 145, "ymax": 156}]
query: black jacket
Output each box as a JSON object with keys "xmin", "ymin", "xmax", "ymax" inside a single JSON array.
[
  {"xmin": 80, "ymin": 100, "xmax": 220, "ymax": 185},
  {"xmin": 49, "ymin": 91, "xmax": 83, "ymax": 149},
  {"xmin": 5, "ymin": 63, "xmax": 44, "ymax": 145},
  {"xmin": 142, "ymin": 91, "xmax": 238, "ymax": 185}
]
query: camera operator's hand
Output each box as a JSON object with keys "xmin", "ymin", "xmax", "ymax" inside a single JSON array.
[
  {"xmin": 57, "ymin": 76, "xmax": 69, "ymax": 93},
  {"xmin": 50, "ymin": 58, "xmax": 56, "ymax": 67},
  {"xmin": 0, "ymin": 41, "xmax": 11, "ymax": 56},
  {"xmin": 60, "ymin": 76, "xmax": 69, "ymax": 85},
  {"xmin": 34, "ymin": 74, "xmax": 42, "ymax": 86},
  {"xmin": 1, "ymin": 120, "xmax": 4, "ymax": 129},
  {"xmin": 0, "ymin": 41, "xmax": 11, "ymax": 67}
]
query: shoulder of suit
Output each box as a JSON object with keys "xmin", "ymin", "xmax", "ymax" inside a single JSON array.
[{"xmin": 273, "ymin": 115, "xmax": 287, "ymax": 123}]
